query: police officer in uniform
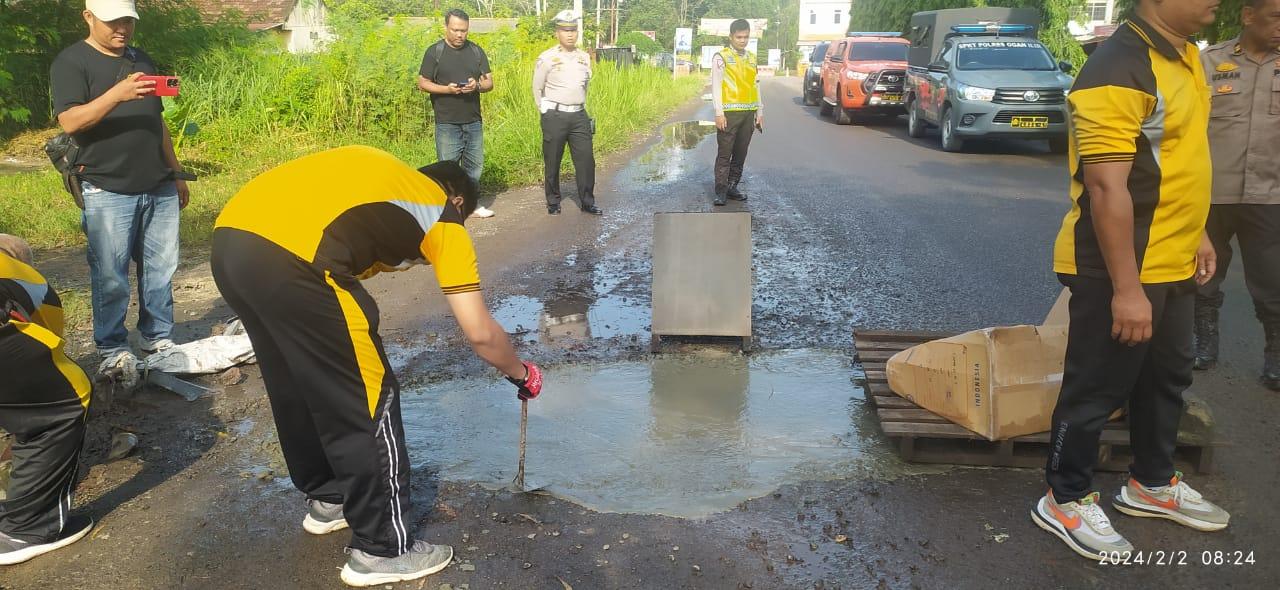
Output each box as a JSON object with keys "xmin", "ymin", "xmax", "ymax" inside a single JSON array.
[
  {"xmin": 711, "ymin": 19, "xmax": 763, "ymax": 206},
  {"xmin": 532, "ymin": 10, "xmax": 601, "ymax": 216},
  {"xmin": 1196, "ymin": 0, "xmax": 1280, "ymax": 391}
]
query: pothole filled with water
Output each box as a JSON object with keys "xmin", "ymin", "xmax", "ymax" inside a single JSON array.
[
  {"xmin": 400, "ymin": 348, "xmax": 920, "ymax": 518},
  {"xmin": 630, "ymin": 120, "xmax": 718, "ymax": 183},
  {"xmin": 492, "ymin": 255, "xmax": 650, "ymax": 344}
]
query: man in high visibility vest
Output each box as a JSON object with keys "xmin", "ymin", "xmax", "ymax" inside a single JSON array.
[
  {"xmin": 0, "ymin": 234, "xmax": 95, "ymax": 566},
  {"xmin": 711, "ymin": 18, "xmax": 764, "ymax": 207}
]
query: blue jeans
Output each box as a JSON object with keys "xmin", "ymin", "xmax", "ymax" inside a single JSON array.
[
  {"xmin": 81, "ymin": 180, "xmax": 180, "ymax": 354},
  {"xmin": 434, "ymin": 121, "xmax": 484, "ymax": 187}
]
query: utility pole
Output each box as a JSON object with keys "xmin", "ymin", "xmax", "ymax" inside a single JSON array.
[
  {"xmin": 612, "ymin": 0, "xmax": 619, "ymax": 46},
  {"xmin": 574, "ymin": 0, "xmax": 583, "ymax": 38},
  {"xmin": 596, "ymin": 0, "xmax": 602, "ymax": 48}
]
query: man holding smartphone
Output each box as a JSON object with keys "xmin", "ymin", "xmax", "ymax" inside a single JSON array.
[
  {"xmin": 50, "ymin": 0, "xmax": 189, "ymax": 372},
  {"xmin": 418, "ymin": 9, "xmax": 495, "ymax": 218}
]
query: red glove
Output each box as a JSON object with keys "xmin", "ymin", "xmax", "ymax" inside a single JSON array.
[{"xmin": 507, "ymin": 362, "xmax": 543, "ymax": 401}]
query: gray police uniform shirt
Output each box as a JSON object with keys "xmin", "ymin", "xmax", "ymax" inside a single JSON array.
[
  {"xmin": 1201, "ymin": 38, "xmax": 1280, "ymax": 205},
  {"xmin": 532, "ymin": 46, "xmax": 592, "ymax": 112}
]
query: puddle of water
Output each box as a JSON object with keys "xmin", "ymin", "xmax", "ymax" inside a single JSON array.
[
  {"xmin": 492, "ymin": 255, "xmax": 650, "ymax": 343},
  {"xmin": 401, "ymin": 348, "xmax": 915, "ymax": 518},
  {"xmin": 630, "ymin": 120, "xmax": 718, "ymax": 183}
]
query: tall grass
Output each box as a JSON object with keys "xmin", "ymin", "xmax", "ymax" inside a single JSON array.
[{"xmin": 1, "ymin": 7, "xmax": 705, "ymax": 249}]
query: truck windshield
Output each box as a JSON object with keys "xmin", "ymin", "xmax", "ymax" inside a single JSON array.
[
  {"xmin": 812, "ymin": 44, "xmax": 828, "ymax": 62},
  {"xmin": 955, "ymin": 41, "xmax": 1056, "ymax": 70},
  {"xmin": 847, "ymin": 43, "xmax": 908, "ymax": 62}
]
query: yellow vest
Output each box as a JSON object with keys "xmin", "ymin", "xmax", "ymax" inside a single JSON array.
[{"xmin": 719, "ymin": 47, "xmax": 759, "ymax": 111}]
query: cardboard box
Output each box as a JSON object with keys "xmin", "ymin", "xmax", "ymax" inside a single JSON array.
[{"xmin": 887, "ymin": 324, "xmax": 1068, "ymax": 440}]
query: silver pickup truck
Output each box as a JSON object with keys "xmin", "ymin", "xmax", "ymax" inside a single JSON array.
[{"xmin": 904, "ymin": 11, "xmax": 1075, "ymax": 153}]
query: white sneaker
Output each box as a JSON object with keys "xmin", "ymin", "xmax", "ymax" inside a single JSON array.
[
  {"xmin": 140, "ymin": 338, "xmax": 176, "ymax": 353},
  {"xmin": 469, "ymin": 206, "xmax": 495, "ymax": 219},
  {"xmin": 1031, "ymin": 491, "xmax": 1134, "ymax": 560},
  {"xmin": 0, "ymin": 515, "xmax": 93, "ymax": 565},
  {"xmin": 339, "ymin": 540, "xmax": 453, "ymax": 587},
  {"xmin": 1113, "ymin": 472, "xmax": 1230, "ymax": 531},
  {"xmin": 302, "ymin": 500, "xmax": 349, "ymax": 535}
]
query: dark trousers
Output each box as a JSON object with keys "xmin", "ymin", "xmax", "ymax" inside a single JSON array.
[
  {"xmin": 211, "ymin": 228, "xmax": 412, "ymax": 557},
  {"xmin": 1046, "ymin": 274, "xmax": 1194, "ymax": 502},
  {"xmin": 0, "ymin": 323, "xmax": 91, "ymax": 542},
  {"xmin": 714, "ymin": 110, "xmax": 756, "ymax": 196},
  {"xmin": 541, "ymin": 110, "xmax": 595, "ymax": 208},
  {"xmin": 1196, "ymin": 204, "xmax": 1280, "ymax": 325}
]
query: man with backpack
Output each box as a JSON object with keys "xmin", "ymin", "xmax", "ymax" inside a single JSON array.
[{"xmin": 418, "ymin": 8, "xmax": 495, "ymax": 218}]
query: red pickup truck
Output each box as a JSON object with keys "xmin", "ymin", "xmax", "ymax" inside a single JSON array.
[{"xmin": 819, "ymin": 34, "xmax": 911, "ymax": 125}]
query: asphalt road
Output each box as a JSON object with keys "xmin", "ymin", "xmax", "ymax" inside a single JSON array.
[{"xmin": 6, "ymin": 76, "xmax": 1275, "ymax": 589}]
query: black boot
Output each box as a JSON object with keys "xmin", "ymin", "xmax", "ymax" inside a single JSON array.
[
  {"xmin": 1193, "ymin": 304, "xmax": 1219, "ymax": 371},
  {"xmin": 1263, "ymin": 323, "xmax": 1280, "ymax": 391}
]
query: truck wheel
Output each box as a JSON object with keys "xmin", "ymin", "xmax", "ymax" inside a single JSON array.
[
  {"xmin": 835, "ymin": 104, "xmax": 853, "ymax": 126},
  {"xmin": 941, "ymin": 106, "xmax": 964, "ymax": 152},
  {"xmin": 819, "ymin": 98, "xmax": 833, "ymax": 116},
  {"xmin": 907, "ymin": 100, "xmax": 926, "ymax": 138},
  {"xmin": 1048, "ymin": 137, "xmax": 1069, "ymax": 154},
  {"xmin": 803, "ymin": 88, "xmax": 817, "ymax": 106}
]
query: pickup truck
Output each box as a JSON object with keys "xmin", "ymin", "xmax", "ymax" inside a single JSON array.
[
  {"xmin": 819, "ymin": 34, "xmax": 911, "ymax": 125},
  {"xmin": 904, "ymin": 12, "xmax": 1074, "ymax": 152}
]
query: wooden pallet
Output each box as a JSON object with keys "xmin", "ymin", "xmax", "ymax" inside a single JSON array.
[{"xmin": 853, "ymin": 329, "xmax": 1217, "ymax": 474}]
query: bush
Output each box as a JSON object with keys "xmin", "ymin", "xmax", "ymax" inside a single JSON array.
[
  {"xmin": 0, "ymin": 0, "xmax": 252, "ymax": 137},
  {"xmin": 616, "ymin": 31, "xmax": 664, "ymax": 56}
]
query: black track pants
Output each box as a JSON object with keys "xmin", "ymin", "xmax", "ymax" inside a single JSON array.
[
  {"xmin": 541, "ymin": 109, "xmax": 596, "ymax": 208},
  {"xmin": 211, "ymin": 228, "xmax": 413, "ymax": 557},
  {"xmin": 1046, "ymin": 274, "xmax": 1194, "ymax": 502},
  {"xmin": 1195, "ymin": 204, "xmax": 1280, "ymax": 325},
  {"xmin": 0, "ymin": 323, "xmax": 91, "ymax": 542},
  {"xmin": 714, "ymin": 110, "xmax": 756, "ymax": 196}
]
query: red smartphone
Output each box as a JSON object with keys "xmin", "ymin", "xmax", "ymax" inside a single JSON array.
[{"xmin": 138, "ymin": 75, "xmax": 180, "ymax": 97}]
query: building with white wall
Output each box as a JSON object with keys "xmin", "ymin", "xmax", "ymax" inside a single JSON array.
[
  {"xmin": 797, "ymin": 0, "xmax": 853, "ymax": 64},
  {"xmin": 1070, "ymin": 0, "xmax": 1118, "ymax": 39}
]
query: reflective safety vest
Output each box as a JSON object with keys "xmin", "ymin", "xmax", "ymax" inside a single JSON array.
[{"xmin": 719, "ymin": 47, "xmax": 760, "ymax": 111}]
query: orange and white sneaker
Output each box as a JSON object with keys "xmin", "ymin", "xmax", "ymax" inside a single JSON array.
[
  {"xmin": 1113, "ymin": 471, "xmax": 1230, "ymax": 531},
  {"xmin": 1032, "ymin": 491, "xmax": 1134, "ymax": 560}
]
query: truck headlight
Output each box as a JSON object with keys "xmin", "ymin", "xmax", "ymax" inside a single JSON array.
[
  {"xmin": 845, "ymin": 70, "xmax": 869, "ymax": 81},
  {"xmin": 958, "ymin": 83, "xmax": 996, "ymax": 102}
]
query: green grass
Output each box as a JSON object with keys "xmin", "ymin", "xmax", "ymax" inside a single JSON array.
[{"xmin": 1, "ymin": 25, "xmax": 704, "ymax": 249}]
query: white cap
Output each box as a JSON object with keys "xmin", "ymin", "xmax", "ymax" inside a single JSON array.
[
  {"xmin": 86, "ymin": 0, "xmax": 139, "ymax": 21},
  {"xmin": 553, "ymin": 10, "xmax": 580, "ymax": 27}
]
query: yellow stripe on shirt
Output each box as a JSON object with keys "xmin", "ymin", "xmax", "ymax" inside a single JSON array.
[{"xmin": 325, "ymin": 272, "xmax": 385, "ymax": 419}]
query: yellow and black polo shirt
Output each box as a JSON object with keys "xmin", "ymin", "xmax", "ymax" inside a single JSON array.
[
  {"xmin": 2, "ymin": 251, "xmax": 66, "ymax": 336},
  {"xmin": 1, "ymin": 251, "xmax": 92, "ymax": 408},
  {"xmin": 1053, "ymin": 17, "xmax": 1211, "ymax": 284},
  {"xmin": 215, "ymin": 146, "xmax": 480, "ymax": 294}
]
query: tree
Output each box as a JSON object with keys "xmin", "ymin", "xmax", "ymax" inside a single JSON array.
[
  {"xmin": 616, "ymin": 30, "xmax": 664, "ymax": 54},
  {"xmin": 849, "ymin": 0, "xmax": 1088, "ymax": 67},
  {"xmin": 1114, "ymin": 0, "xmax": 1245, "ymax": 43},
  {"xmin": 620, "ymin": 0, "xmax": 685, "ymax": 47}
]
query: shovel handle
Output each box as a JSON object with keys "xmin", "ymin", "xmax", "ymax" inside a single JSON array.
[{"xmin": 515, "ymin": 399, "xmax": 528, "ymax": 488}]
